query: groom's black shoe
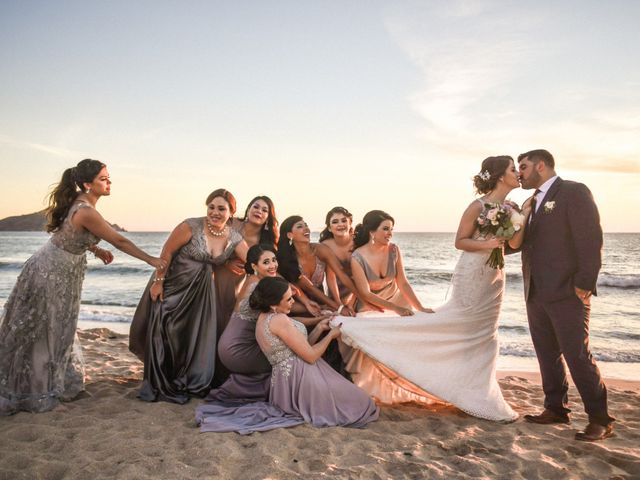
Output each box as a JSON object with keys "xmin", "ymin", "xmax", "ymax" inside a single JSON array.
[
  {"xmin": 524, "ymin": 409, "xmax": 570, "ymax": 424},
  {"xmin": 575, "ymin": 423, "xmax": 614, "ymax": 442}
]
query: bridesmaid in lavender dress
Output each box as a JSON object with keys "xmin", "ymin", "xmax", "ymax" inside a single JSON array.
[
  {"xmin": 195, "ymin": 277, "xmax": 379, "ymax": 434},
  {"xmin": 210, "ymin": 245, "xmax": 277, "ymax": 403},
  {"xmin": 0, "ymin": 159, "xmax": 165, "ymax": 415}
]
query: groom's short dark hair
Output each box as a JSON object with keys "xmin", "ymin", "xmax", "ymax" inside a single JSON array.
[{"xmin": 518, "ymin": 149, "xmax": 555, "ymax": 168}]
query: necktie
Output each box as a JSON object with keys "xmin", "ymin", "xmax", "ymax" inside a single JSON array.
[{"xmin": 530, "ymin": 189, "xmax": 542, "ymax": 222}]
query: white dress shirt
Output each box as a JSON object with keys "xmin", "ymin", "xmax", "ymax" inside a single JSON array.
[{"xmin": 533, "ymin": 176, "xmax": 558, "ymax": 213}]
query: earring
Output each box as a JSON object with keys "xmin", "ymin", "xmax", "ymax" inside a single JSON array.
[
  {"xmin": 271, "ymin": 306, "xmax": 278, "ymax": 314},
  {"xmin": 289, "ymin": 238, "xmax": 293, "ymax": 247},
  {"xmin": 86, "ymin": 187, "xmax": 91, "ymax": 194},
  {"xmin": 370, "ymin": 235, "xmax": 375, "ymax": 245},
  {"xmin": 264, "ymin": 222, "xmax": 269, "ymax": 231}
]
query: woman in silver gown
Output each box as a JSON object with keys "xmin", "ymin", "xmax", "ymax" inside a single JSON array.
[{"xmin": 0, "ymin": 159, "xmax": 165, "ymax": 415}]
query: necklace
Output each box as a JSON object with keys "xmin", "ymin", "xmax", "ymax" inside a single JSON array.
[{"xmin": 206, "ymin": 221, "xmax": 226, "ymax": 237}]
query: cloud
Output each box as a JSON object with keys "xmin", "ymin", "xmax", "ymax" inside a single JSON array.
[
  {"xmin": 0, "ymin": 134, "xmax": 81, "ymax": 158},
  {"xmin": 384, "ymin": 1, "xmax": 640, "ymax": 174}
]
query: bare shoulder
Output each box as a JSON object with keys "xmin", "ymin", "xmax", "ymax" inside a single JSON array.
[
  {"xmin": 321, "ymin": 237, "xmax": 336, "ymax": 249},
  {"xmin": 313, "ymin": 242, "xmax": 331, "ymax": 257},
  {"xmin": 460, "ymin": 199, "xmax": 484, "ymax": 219},
  {"xmin": 466, "ymin": 199, "xmax": 485, "ymax": 212}
]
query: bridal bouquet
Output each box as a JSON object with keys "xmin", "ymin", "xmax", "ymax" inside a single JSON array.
[{"xmin": 476, "ymin": 201, "xmax": 526, "ymax": 269}]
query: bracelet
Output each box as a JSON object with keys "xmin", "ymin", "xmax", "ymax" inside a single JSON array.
[
  {"xmin": 336, "ymin": 305, "xmax": 344, "ymax": 315},
  {"xmin": 153, "ymin": 277, "xmax": 165, "ymax": 283}
]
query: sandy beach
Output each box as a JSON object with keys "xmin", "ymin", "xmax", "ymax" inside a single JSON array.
[{"xmin": 0, "ymin": 328, "xmax": 638, "ymax": 480}]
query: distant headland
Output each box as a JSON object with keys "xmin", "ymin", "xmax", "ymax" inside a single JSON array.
[{"xmin": 0, "ymin": 210, "xmax": 126, "ymax": 232}]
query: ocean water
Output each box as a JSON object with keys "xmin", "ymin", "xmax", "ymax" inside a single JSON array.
[{"xmin": 1, "ymin": 232, "xmax": 638, "ymax": 380}]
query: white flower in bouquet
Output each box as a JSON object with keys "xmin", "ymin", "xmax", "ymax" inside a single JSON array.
[{"xmin": 510, "ymin": 211, "xmax": 526, "ymax": 232}]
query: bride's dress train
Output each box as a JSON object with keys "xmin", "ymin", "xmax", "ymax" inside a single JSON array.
[{"xmin": 336, "ymin": 248, "xmax": 518, "ymax": 422}]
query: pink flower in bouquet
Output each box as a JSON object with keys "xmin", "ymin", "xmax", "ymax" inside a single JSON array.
[{"xmin": 476, "ymin": 200, "xmax": 523, "ymax": 269}]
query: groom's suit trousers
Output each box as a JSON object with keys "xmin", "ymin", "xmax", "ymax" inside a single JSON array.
[{"xmin": 526, "ymin": 286, "xmax": 613, "ymax": 425}]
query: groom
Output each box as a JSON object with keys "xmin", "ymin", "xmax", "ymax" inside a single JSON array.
[{"xmin": 515, "ymin": 149, "xmax": 614, "ymax": 441}]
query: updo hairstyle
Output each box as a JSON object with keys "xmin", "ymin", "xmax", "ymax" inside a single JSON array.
[
  {"xmin": 249, "ymin": 276, "xmax": 290, "ymax": 312},
  {"xmin": 473, "ymin": 156, "xmax": 513, "ymax": 194},
  {"xmin": 353, "ymin": 210, "xmax": 394, "ymax": 249}
]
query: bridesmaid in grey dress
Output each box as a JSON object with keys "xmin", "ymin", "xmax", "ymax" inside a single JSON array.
[
  {"xmin": 208, "ymin": 244, "xmax": 278, "ymax": 403},
  {"xmin": 129, "ymin": 189, "xmax": 248, "ymax": 404},
  {"xmin": 0, "ymin": 159, "xmax": 165, "ymax": 415},
  {"xmin": 351, "ymin": 210, "xmax": 434, "ymax": 315},
  {"xmin": 195, "ymin": 277, "xmax": 379, "ymax": 434}
]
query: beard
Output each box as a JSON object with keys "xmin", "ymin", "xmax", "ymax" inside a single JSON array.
[{"xmin": 521, "ymin": 169, "xmax": 542, "ymax": 189}]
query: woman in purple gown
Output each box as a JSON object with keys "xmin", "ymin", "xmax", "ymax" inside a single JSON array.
[
  {"xmin": 195, "ymin": 276, "xmax": 379, "ymax": 434},
  {"xmin": 207, "ymin": 244, "xmax": 278, "ymax": 403}
]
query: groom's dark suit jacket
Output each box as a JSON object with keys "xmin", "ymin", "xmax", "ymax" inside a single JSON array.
[{"xmin": 510, "ymin": 177, "xmax": 603, "ymax": 302}]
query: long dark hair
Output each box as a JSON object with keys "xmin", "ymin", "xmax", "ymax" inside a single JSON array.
[
  {"xmin": 318, "ymin": 206, "xmax": 353, "ymax": 242},
  {"xmin": 245, "ymin": 244, "xmax": 277, "ymax": 275},
  {"xmin": 241, "ymin": 195, "xmax": 280, "ymax": 247},
  {"xmin": 276, "ymin": 215, "xmax": 303, "ymax": 283},
  {"xmin": 473, "ymin": 156, "xmax": 513, "ymax": 194},
  {"xmin": 46, "ymin": 159, "xmax": 106, "ymax": 233},
  {"xmin": 249, "ymin": 276, "xmax": 290, "ymax": 312},
  {"xmin": 353, "ymin": 210, "xmax": 395, "ymax": 249}
]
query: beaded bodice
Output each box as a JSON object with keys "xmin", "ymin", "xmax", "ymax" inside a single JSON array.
[
  {"xmin": 182, "ymin": 217, "xmax": 242, "ymax": 265},
  {"xmin": 262, "ymin": 313, "xmax": 307, "ymax": 369},
  {"xmin": 50, "ymin": 202, "xmax": 100, "ymax": 255},
  {"xmin": 236, "ymin": 281, "xmax": 259, "ymax": 322}
]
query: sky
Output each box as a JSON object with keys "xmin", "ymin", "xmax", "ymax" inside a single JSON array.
[{"xmin": 1, "ymin": 0, "xmax": 638, "ymax": 232}]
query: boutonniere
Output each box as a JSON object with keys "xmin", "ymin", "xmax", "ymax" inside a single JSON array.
[{"xmin": 544, "ymin": 201, "xmax": 556, "ymax": 213}]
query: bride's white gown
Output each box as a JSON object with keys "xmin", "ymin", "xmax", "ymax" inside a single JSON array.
[{"xmin": 335, "ymin": 242, "xmax": 518, "ymax": 422}]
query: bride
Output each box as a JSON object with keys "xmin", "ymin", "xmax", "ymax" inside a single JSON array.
[{"xmin": 336, "ymin": 155, "xmax": 530, "ymax": 422}]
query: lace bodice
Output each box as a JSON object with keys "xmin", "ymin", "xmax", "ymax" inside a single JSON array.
[
  {"xmin": 236, "ymin": 281, "xmax": 259, "ymax": 323},
  {"xmin": 181, "ymin": 217, "xmax": 243, "ymax": 265},
  {"xmin": 261, "ymin": 313, "xmax": 307, "ymax": 372},
  {"xmin": 50, "ymin": 202, "xmax": 100, "ymax": 255}
]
